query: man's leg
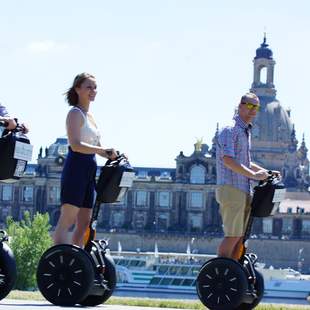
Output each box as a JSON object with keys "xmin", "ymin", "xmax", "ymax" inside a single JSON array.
[
  {"xmin": 231, "ymin": 237, "xmax": 244, "ymax": 260},
  {"xmin": 216, "ymin": 186, "xmax": 248, "ymax": 260},
  {"xmin": 217, "ymin": 236, "xmax": 242, "ymax": 258}
]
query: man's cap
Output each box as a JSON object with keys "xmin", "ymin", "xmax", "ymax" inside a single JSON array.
[{"xmin": 240, "ymin": 93, "xmax": 260, "ymax": 105}]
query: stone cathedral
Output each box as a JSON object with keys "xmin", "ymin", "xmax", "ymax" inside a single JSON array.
[{"xmin": 248, "ymin": 36, "xmax": 309, "ymax": 190}]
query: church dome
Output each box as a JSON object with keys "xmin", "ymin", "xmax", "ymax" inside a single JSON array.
[
  {"xmin": 46, "ymin": 137, "xmax": 69, "ymax": 158},
  {"xmin": 252, "ymin": 100, "xmax": 293, "ymax": 143},
  {"xmin": 255, "ymin": 37, "xmax": 273, "ymax": 60}
]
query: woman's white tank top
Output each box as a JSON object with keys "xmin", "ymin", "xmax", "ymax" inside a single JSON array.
[{"xmin": 71, "ymin": 107, "xmax": 101, "ymax": 146}]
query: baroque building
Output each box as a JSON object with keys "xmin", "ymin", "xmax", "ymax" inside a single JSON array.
[
  {"xmin": 0, "ymin": 37, "xmax": 309, "ymax": 241},
  {"xmin": 249, "ymin": 36, "xmax": 309, "ymax": 190}
]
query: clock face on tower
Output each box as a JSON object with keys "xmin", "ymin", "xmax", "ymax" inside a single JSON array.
[{"xmin": 56, "ymin": 156, "xmax": 64, "ymax": 165}]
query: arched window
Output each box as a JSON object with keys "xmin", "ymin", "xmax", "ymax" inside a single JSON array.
[
  {"xmin": 259, "ymin": 66, "xmax": 267, "ymax": 84},
  {"xmin": 190, "ymin": 165, "xmax": 205, "ymax": 184}
]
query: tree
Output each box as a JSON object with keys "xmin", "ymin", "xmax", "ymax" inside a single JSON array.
[{"xmin": 6, "ymin": 211, "xmax": 53, "ymax": 290}]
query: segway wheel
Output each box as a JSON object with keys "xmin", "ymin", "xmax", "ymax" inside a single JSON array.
[
  {"xmin": 0, "ymin": 242, "xmax": 17, "ymax": 301},
  {"xmin": 196, "ymin": 258, "xmax": 248, "ymax": 310},
  {"xmin": 235, "ymin": 269, "xmax": 264, "ymax": 310},
  {"xmin": 36, "ymin": 244, "xmax": 95, "ymax": 306},
  {"xmin": 79, "ymin": 254, "xmax": 117, "ymax": 306}
]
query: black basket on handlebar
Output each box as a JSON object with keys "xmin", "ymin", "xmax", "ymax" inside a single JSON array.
[
  {"xmin": 95, "ymin": 155, "xmax": 135, "ymax": 203},
  {"xmin": 251, "ymin": 175, "xmax": 286, "ymax": 217},
  {"xmin": 0, "ymin": 123, "xmax": 32, "ymax": 182}
]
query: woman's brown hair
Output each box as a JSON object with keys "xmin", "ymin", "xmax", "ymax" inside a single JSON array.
[{"xmin": 65, "ymin": 72, "xmax": 95, "ymax": 106}]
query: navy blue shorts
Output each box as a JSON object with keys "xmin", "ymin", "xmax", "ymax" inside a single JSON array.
[{"xmin": 61, "ymin": 147, "xmax": 97, "ymax": 209}]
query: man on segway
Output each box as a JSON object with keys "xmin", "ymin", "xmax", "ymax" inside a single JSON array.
[
  {"xmin": 195, "ymin": 93, "xmax": 283, "ymax": 310},
  {"xmin": 215, "ymin": 93, "xmax": 279, "ymax": 260}
]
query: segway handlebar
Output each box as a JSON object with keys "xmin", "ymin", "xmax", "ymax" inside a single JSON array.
[
  {"xmin": 105, "ymin": 151, "xmax": 127, "ymax": 165},
  {"xmin": 258, "ymin": 170, "xmax": 281, "ymax": 186},
  {"xmin": 0, "ymin": 119, "xmax": 26, "ymax": 133}
]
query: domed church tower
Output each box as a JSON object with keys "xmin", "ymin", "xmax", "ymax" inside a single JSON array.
[{"xmin": 249, "ymin": 35, "xmax": 309, "ymax": 189}]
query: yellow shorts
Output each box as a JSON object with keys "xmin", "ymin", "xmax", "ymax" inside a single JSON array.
[{"xmin": 216, "ymin": 185, "xmax": 252, "ymax": 237}]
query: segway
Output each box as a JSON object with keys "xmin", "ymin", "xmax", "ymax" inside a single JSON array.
[
  {"xmin": 0, "ymin": 120, "xmax": 33, "ymax": 182},
  {"xmin": 36, "ymin": 154, "xmax": 135, "ymax": 306},
  {"xmin": 0, "ymin": 230, "xmax": 17, "ymax": 301},
  {"xmin": 0, "ymin": 121, "xmax": 30, "ymax": 300},
  {"xmin": 196, "ymin": 173, "xmax": 286, "ymax": 310}
]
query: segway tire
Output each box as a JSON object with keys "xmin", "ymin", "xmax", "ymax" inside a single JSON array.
[
  {"xmin": 196, "ymin": 258, "xmax": 248, "ymax": 310},
  {"xmin": 235, "ymin": 269, "xmax": 264, "ymax": 310},
  {"xmin": 0, "ymin": 242, "xmax": 17, "ymax": 301},
  {"xmin": 36, "ymin": 244, "xmax": 95, "ymax": 306},
  {"xmin": 79, "ymin": 254, "xmax": 117, "ymax": 306}
]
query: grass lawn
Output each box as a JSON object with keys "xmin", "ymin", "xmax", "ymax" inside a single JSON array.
[{"xmin": 7, "ymin": 290, "xmax": 310, "ymax": 309}]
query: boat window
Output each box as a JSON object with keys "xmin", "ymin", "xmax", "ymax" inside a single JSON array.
[
  {"xmin": 182, "ymin": 278, "xmax": 194, "ymax": 286},
  {"xmin": 149, "ymin": 277, "xmax": 161, "ymax": 285},
  {"xmin": 158, "ymin": 266, "xmax": 169, "ymax": 274},
  {"xmin": 168, "ymin": 266, "xmax": 178, "ymax": 275},
  {"xmin": 171, "ymin": 278, "xmax": 183, "ymax": 286},
  {"xmin": 129, "ymin": 260, "xmax": 141, "ymax": 267},
  {"xmin": 117, "ymin": 259, "xmax": 128, "ymax": 266},
  {"xmin": 180, "ymin": 266, "xmax": 189, "ymax": 275},
  {"xmin": 160, "ymin": 277, "xmax": 172, "ymax": 285},
  {"xmin": 191, "ymin": 267, "xmax": 200, "ymax": 276}
]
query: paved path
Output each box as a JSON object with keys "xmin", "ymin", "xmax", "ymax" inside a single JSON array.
[{"xmin": 0, "ymin": 299, "xmax": 191, "ymax": 310}]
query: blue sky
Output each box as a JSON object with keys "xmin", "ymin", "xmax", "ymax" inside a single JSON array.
[{"xmin": 1, "ymin": 1, "xmax": 310, "ymax": 167}]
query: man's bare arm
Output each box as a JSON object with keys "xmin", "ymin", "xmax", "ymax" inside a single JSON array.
[
  {"xmin": 250, "ymin": 162, "xmax": 267, "ymax": 172},
  {"xmin": 223, "ymin": 156, "xmax": 269, "ymax": 181}
]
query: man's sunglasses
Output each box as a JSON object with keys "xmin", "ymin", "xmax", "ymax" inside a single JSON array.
[{"xmin": 242, "ymin": 102, "xmax": 260, "ymax": 111}]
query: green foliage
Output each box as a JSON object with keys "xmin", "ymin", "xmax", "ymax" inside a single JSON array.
[{"xmin": 6, "ymin": 211, "xmax": 53, "ymax": 290}]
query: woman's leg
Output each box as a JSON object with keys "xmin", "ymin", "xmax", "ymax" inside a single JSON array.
[
  {"xmin": 53, "ymin": 204, "xmax": 79, "ymax": 245},
  {"xmin": 71, "ymin": 207, "xmax": 92, "ymax": 247}
]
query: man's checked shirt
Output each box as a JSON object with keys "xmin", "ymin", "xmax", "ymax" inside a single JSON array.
[{"xmin": 216, "ymin": 114, "xmax": 252, "ymax": 194}]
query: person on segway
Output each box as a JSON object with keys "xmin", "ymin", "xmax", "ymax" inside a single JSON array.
[
  {"xmin": 215, "ymin": 92, "xmax": 280, "ymax": 260},
  {"xmin": 37, "ymin": 74, "xmax": 134, "ymax": 306},
  {"xmin": 53, "ymin": 73, "xmax": 118, "ymax": 247},
  {"xmin": 0, "ymin": 103, "xmax": 30, "ymax": 301}
]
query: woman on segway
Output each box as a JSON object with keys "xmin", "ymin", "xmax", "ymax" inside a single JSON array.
[{"xmin": 53, "ymin": 73, "xmax": 117, "ymax": 247}]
